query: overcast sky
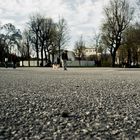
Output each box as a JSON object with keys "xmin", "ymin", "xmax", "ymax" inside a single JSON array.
[{"xmin": 0, "ymin": 0, "xmax": 134, "ymax": 50}]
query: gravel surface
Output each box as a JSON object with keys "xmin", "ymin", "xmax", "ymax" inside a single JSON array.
[{"xmin": 0, "ymin": 67, "xmax": 140, "ymax": 140}]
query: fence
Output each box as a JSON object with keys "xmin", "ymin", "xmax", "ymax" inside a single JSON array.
[
  {"xmin": 67, "ymin": 60, "xmax": 95, "ymax": 67},
  {"xmin": 20, "ymin": 60, "xmax": 95, "ymax": 67}
]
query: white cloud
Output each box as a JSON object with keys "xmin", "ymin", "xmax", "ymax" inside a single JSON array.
[{"xmin": 0, "ymin": 0, "xmax": 110, "ymax": 50}]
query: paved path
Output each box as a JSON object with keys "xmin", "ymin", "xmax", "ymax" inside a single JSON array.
[{"xmin": 0, "ymin": 68, "xmax": 140, "ymax": 140}]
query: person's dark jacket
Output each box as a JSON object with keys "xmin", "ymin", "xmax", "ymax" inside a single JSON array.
[{"xmin": 62, "ymin": 52, "xmax": 68, "ymax": 60}]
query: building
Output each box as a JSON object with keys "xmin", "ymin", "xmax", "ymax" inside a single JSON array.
[
  {"xmin": 83, "ymin": 48, "xmax": 101, "ymax": 60},
  {"xmin": 84, "ymin": 48, "xmax": 96, "ymax": 56}
]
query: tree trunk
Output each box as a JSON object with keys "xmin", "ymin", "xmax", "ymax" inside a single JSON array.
[
  {"xmin": 28, "ymin": 59, "xmax": 30, "ymax": 67},
  {"xmin": 136, "ymin": 52, "xmax": 139, "ymax": 66},
  {"xmin": 41, "ymin": 46, "xmax": 44, "ymax": 67},
  {"xmin": 36, "ymin": 49, "xmax": 39, "ymax": 67},
  {"xmin": 111, "ymin": 52, "xmax": 116, "ymax": 67},
  {"xmin": 111, "ymin": 43, "xmax": 120, "ymax": 67},
  {"xmin": 48, "ymin": 52, "xmax": 51, "ymax": 63},
  {"xmin": 27, "ymin": 45, "xmax": 30, "ymax": 67},
  {"xmin": 127, "ymin": 49, "xmax": 131, "ymax": 68},
  {"xmin": 52, "ymin": 53, "xmax": 55, "ymax": 64},
  {"xmin": 59, "ymin": 45, "xmax": 61, "ymax": 60},
  {"xmin": 44, "ymin": 49, "xmax": 47, "ymax": 63},
  {"xmin": 36, "ymin": 37, "xmax": 39, "ymax": 67},
  {"xmin": 35, "ymin": 44, "xmax": 39, "ymax": 67}
]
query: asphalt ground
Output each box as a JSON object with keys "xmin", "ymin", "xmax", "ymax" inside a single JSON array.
[{"xmin": 0, "ymin": 67, "xmax": 140, "ymax": 140}]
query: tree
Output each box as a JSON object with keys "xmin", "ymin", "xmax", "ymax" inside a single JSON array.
[
  {"xmin": 28, "ymin": 14, "xmax": 42, "ymax": 66},
  {"xmin": 0, "ymin": 37, "xmax": 7, "ymax": 62},
  {"xmin": 0, "ymin": 23, "xmax": 22, "ymax": 62},
  {"xmin": 121, "ymin": 24, "xmax": 140, "ymax": 66},
  {"xmin": 43, "ymin": 18, "xmax": 57, "ymax": 64},
  {"xmin": 101, "ymin": 0, "xmax": 134, "ymax": 67},
  {"xmin": 19, "ymin": 29, "xmax": 33, "ymax": 67},
  {"xmin": 91, "ymin": 32, "xmax": 104, "ymax": 61},
  {"xmin": 37, "ymin": 16, "xmax": 47, "ymax": 66},
  {"xmin": 17, "ymin": 41, "xmax": 28, "ymax": 66},
  {"xmin": 56, "ymin": 18, "xmax": 69, "ymax": 63},
  {"xmin": 74, "ymin": 36, "xmax": 86, "ymax": 65}
]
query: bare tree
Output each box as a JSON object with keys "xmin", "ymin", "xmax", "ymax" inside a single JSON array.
[
  {"xmin": 101, "ymin": 0, "xmax": 134, "ymax": 67},
  {"xmin": 28, "ymin": 14, "xmax": 42, "ymax": 66},
  {"xmin": 74, "ymin": 36, "xmax": 86, "ymax": 65},
  {"xmin": 27, "ymin": 14, "xmax": 69, "ymax": 66},
  {"xmin": 43, "ymin": 18, "xmax": 57, "ymax": 64},
  {"xmin": 56, "ymin": 18, "xmax": 69, "ymax": 63},
  {"xmin": 38, "ymin": 16, "xmax": 47, "ymax": 66},
  {"xmin": 21, "ymin": 29, "xmax": 33, "ymax": 66},
  {"xmin": 91, "ymin": 32, "xmax": 103, "ymax": 59}
]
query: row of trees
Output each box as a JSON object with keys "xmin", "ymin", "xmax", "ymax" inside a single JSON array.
[
  {"xmin": 0, "ymin": 0, "xmax": 140, "ymax": 67},
  {"xmin": 0, "ymin": 14, "xmax": 69, "ymax": 66},
  {"xmin": 26, "ymin": 15, "xmax": 69, "ymax": 66},
  {"xmin": 74, "ymin": 0, "xmax": 140, "ymax": 67}
]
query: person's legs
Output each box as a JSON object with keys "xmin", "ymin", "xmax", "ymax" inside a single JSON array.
[
  {"xmin": 13, "ymin": 62, "xmax": 16, "ymax": 68},
  {"xmin": 65, "ymin": 60, "xmax": 67, "ymax": 70},
  {"xmin": 5, "ymin": 62, "xmax": 8, "ymax": 68},
  {"xmin": 63, "ymin": 60, "xmax": 67, "ymax": 70}
]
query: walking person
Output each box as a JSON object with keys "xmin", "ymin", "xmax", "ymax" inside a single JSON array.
[
  {"xmin": 12, "ymin": 54, "xmax": 17, "ymax": 68},
  {"xmin": 62, "ymin": 50, "xmax": 68, "ymax": 70},
  {"xmin": 5, "ymin": 57, "xmax": 8, "ymax": 68}
]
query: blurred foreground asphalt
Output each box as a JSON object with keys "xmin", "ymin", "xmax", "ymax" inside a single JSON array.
[{"xmin": 0, "ymin": 67, "xmax": 140, "ymax": 140}]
